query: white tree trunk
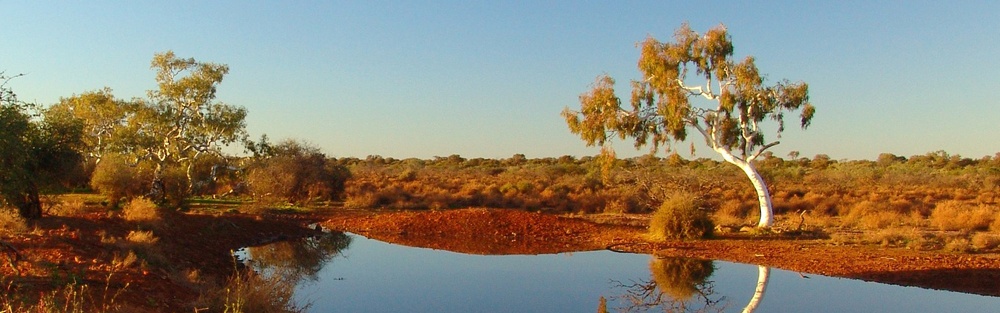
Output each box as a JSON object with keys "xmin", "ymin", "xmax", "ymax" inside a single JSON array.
[
  {"xmin": 741, "ymin": 265, "xmax": 771, "ymax": 313},
  {"xmin": 737, "ymin": 161, "xmax": 775, "ymax": 228},
  {"xmin": 713, "ymin": 147, "xmax": 775, "ymax": 228}
]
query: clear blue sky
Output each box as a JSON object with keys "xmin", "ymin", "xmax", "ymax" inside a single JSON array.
[{"xmin": 4, "ymin": 1, "xmax": 998, "ymax": 160}]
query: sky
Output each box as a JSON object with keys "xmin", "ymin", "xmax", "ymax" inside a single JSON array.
[{"xmin": 3, "ymin": 1, "xmax": 999, "ymax": 161}]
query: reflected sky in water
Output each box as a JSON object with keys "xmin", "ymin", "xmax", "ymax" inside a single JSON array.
[{"xmin": 243, "ymin": 233, "xmax": 1000, "ymax": 312}]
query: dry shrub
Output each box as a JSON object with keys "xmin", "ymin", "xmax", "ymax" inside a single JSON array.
[
  {"xmin": 944, "ymin": 236, "xmax": 973, "ymax": 253},
  {"xmin": 648, "ymin": 191, "xmax": 713, "ymax": 241},
  {"xmin": 126, "ymin": 230, "xmax": 159, "ymax": 246},
  {"xmin": 0, "ymin": 208, "xmax": 28, "ymax": 235},
  {"xmin": 112, "ymin": 251, "xmax": 139, "ymax": 270},
  {"xmin": 49, "ymin": 199, "xmax": 87, "ymax": 216},
  {"xmin": 971, "ymin": 233, "xmax": 1000, "ymax": 251},
  {"xmin": 716, "ymin": 199, "xmax": 752, "ymax": 219},
  {"xmin": 122, "ymin": 197, "xmax": 161, "ymax": 227},
  {"xmin": 991, "ymin": 212, "xmax": 1000, "ymax": 233},
  {"xmin": 124, "ymin": 230, "xmax": 163, "ymax": 265},
  {"xmin": 870, "ymin": 228, "xmax": 920, "ymax": 248},
  {"xmin": 842, "ymin": 201, "xmax": 907, "ymax": 229},
  {"xmin": 930, "ymin": 201, "xmax": 994, "ymax": 231},
  {"xmin": 343, "ymin": 193, "xmax": 378, "ymax": 209}
]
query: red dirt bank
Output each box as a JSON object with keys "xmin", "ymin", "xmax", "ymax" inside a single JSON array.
[
  {"xmin": 323, "ymin": 208, "xmax": 1000, "ymax": 297},
  {"xmin": 3, "ymin": 207, "xmax": 997, "ymax": 312}
]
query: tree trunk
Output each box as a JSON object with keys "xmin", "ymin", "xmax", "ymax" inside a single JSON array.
[
  {"xmin": 737, "ymin": 162, "xmax": 775, "ymax": 228},
  {"xmin": 715, "ymin": 148, "xmax": 775, "ymax": 228},
  {"xmin": 148, "ymin": 163, "xmax": 166, "ymax": 203},
  {"xmin": 17, "ymin": 183, "xmax": 42, "ymax": 219},
  {"xmin": 741, "ymin": 266, "xmax": 770, "ymax": 313}
]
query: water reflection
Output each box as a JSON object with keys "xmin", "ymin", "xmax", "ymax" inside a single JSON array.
[
  {"xmin": 740, "ymin": 265, "xmax": 770, "ymax": 313},
  {"xmin": 240, "ymin": 231, "xmax": 352, "ymax": 284},
  {"xmin": 611, "ymin": 257, "xmax": 726, "ymax": 312},
  {"xmin": 608, "ymin": 257, "xmax": 775, "ymax": 313},
  {"xmin": 240, "ymin": 234, "xmax": 1000, "ymax": 313}
]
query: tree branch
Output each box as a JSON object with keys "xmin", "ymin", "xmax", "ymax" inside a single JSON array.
[
  {"xmin": 748, "ymin": 141, "xmax": 781, "ymax": 161},
  {"xmin": 676, "ymin": 79, "xmax": 718, "ymax": 100}
]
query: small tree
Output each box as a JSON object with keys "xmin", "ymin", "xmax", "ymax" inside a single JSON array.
[{"xmin": 563, "ymin": 24, "xmax": 815, "ymax": 227}]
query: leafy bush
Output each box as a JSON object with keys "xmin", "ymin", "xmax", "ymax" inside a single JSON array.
[
  {"xmin": 90, "ymin": 154, "xmax": 148, "ymax": 206},
  {"xmin": 247, "ymin": 140, "xmax": 351, "ymax": 205},
  {"xmin": 648, "ymin": 191, "xmax": 713, "ymax": 241}
]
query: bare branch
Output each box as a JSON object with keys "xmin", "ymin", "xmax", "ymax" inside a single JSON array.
[{"xmin": 748, "ymin": 141, "xmax": 780, "ymax": 161}]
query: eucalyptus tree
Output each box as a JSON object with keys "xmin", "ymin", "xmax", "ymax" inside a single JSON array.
[
  {"xmin": 47, "ymin": 87, "xmax": 139, "ymax": 165},
  {"xmin": 122, "ymin": 51, "xmax": 248, "ymax": 199},
  {"xmin": 562, "ymin": 24, "xmax": 815, "ymax": 227}
]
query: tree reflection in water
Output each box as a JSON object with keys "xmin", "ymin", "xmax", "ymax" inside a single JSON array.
[
  {"xmin": 242, "ymin": 231, "xmax": 352, "ymax": 284},
  {"xmin": 609, "ymin": 256, "xmax": 727, "ymax": 313},
  {"xmin": 606, "ymin": 257, "xmax": 774, "ymax": 313}
]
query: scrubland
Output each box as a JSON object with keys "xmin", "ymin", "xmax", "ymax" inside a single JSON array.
[
  {"xmin": 3, "ymin": 150, "xmax": 1000, "ymax": 311},
  {"xmin": 338, "ymin": 151, "xmax": 1000, "ymax": 252}
]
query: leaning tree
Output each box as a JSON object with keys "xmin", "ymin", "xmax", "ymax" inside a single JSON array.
[{"xmin": 562, "ymin": 23, "xmax": 815, "ymax": 228}]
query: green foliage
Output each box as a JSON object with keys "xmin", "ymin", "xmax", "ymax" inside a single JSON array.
[
  {"xmin": 0, "ymin": 72, "xmax": 84, "ymax": 218},
  {"xmin": 89, "ymin": 154, "xmax": 149, "ymax": 206},
  {"xmin": 648, "ymin": 191, "xmax": 713, "ymax": 241},
  {"xmin": 563, "ymin": 23, "xmax": 815, "ymax": 228},
  {"xmin": 47, "ymin": 88, "xmax": 139, "ymax": 165}
]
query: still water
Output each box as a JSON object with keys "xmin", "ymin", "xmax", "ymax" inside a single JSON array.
[{"xmin": 237, "ymin": 232, "xmax": 999, "ymax": 312}]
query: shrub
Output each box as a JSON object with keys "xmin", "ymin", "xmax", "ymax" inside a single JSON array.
[
  {"xmin": 0, "ymin": 208, "xmax": 28, "ymax": 235},
  {"xmin": 124, "ymin": 230, "xmax": 164, "ymax": 265},
  {"xmin": 247, "ymin": 140, "xmax": 351, "ymax": 205},
  {"xmin": 48, "ymin": 199, "xmax": 87, "ymax": 216},
  {"xmin": 648, "ymin": 191, "xmax": 713, "ymax": 241},
  {"xmin": 930, "ymin": 201, "xmax": 994, "ymax": 231},
  {"xmin": 971, "ymin": 232, "xmax": 1000, "ymax": 251},
  {"xmin": 90, "ymin": 155, "xmax": 147, "ymax": 206},
  {"xmin": 122, "ymin": 197, "xmax": 161, "ymax": 227}
]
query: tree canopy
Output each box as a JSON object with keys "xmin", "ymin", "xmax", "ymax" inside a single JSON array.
[{"xmin": 563, "ymin": 23, "xmax": 815, "ymax": 227}]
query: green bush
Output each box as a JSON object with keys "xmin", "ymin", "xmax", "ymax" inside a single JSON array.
[
  {"xmin": 648, "ymin": 191, "xmax": 713, "ymax": 241},
  {"xmin": 90, "ymin": 154, "xmax": 147, "ymax": 206}
]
